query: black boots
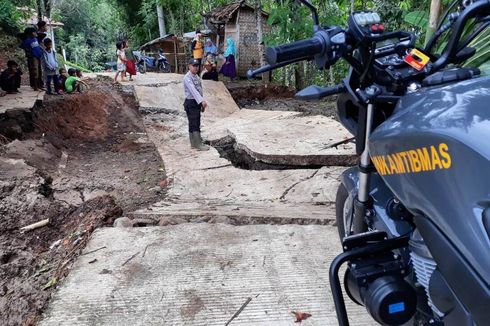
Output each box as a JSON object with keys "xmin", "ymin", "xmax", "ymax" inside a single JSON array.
[{"xmin": 189, "ymin": 131, "xmax": 210, "ymax": 151}]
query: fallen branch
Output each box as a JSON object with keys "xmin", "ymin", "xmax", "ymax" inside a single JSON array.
[
  {"xmin": 199, "ymin": 164, "xmax": 233, "ymax": 171},
  {"xmin": 322, "ymin": 137, "xmax": 355, "ymax": 150},
  {"xmin": 121, "ymin": 251, "xmax": 140, "ymax": 267},
  {"xmin": 225, "ymin": 297, "xmax": 252, "ymax": 326},
  {"xmin": 142, "ymin": 245, "xmax": 149, "ymax": 258},
  {"xmin": 81, "ymin": 246, "xmax": 107, "ymax": 256},
  {"xmin": 20, "ymin": 219, "xmax": 50, "ymax": 232}
]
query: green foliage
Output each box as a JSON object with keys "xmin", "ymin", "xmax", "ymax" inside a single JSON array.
[
  {"xmin": 265, "ymin": 0, "xmax": 349, "ymax": 88},
  {"xmin": 14, "ymin": 0, "xmax": 487, "ymax": 80},
  {"xmin": 404, "ymin": 11, "xmax": 429, "ymax": 29},
  {"xmin": 463, "ymin": 27, "xmax": 490, "ymax": 74},
  {"xmin": 0, "ymin": 0, "xmax": 22, "ymax": 34},
  {"xmin": 54, "ymin": 0, "xmax": 129, "ymax": 71}
]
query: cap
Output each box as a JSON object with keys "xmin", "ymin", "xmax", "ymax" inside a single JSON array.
[{"xmin": 188, "ymin": 58, "xmax": 201, "ymax": 65}]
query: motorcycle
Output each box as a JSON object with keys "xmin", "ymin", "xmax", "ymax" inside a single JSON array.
[
  {"xmin": 249, "ymin": 0, "xmax": 490, "ymax": 325},
  {"xmin": 133, "ymin": 50, "xmax": 171, "ymax": 73}
]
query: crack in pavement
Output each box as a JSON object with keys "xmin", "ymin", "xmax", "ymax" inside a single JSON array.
[{"xmin": 279, "ymin": 168, "xmax": 321, "ymax": 201}]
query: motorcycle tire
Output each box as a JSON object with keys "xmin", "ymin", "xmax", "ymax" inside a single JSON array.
[
  {"xmin": 159, "ymin": 64, "xmax": 171, "ymax": 73},
  {"xmin": 138, "ymin": 65, "xmax": 146, "ymax": 74},
  {"xmin": 335, "ymin": 183, "xmax": 367, "ymax": 240},
  {"xmin": 335, "ymin": 183, "xmax": 349, "ymax": 240}
]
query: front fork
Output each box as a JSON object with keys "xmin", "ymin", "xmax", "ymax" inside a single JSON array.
[{"xmin": 352, "ymin": 103, "xmax": 375, "ymax": 233}]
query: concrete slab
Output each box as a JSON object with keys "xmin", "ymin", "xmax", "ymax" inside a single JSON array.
[
  {"xmin": 40, "ymin": 224, "xmax": 374, "ymax": 326},
  {"xmin": 128, "ymin": 72, "xmax": 238, "ymax": 118},
  {"xmin": 203, "ymin": 110, "xmax": 302, "ymax": 142},
  {"xmin": 228, "ymin": 114, "xmax": 356, "ymax": 166},
  {"xmin": 135, "ymin": 74, "xmax": 350, "ymax": 224},
  {"xmin": 143, "ymin": 123, "xmax": 345, "ymax": 222},
  {"xmin": 131, "ymin": 200, "xmax": 336, "ymax": 224},
  {"xmin": 0, "ymin": 86, "xmax": 44, "ymax": 114}
]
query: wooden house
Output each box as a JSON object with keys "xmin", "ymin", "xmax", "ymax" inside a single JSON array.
[
  {"xmin": 139, "ymin": 34, "xmax": 188, "ymax": 73},
  {"xmin": 203, "ymin": 1, "xmax": 271, "ymax": 77}
]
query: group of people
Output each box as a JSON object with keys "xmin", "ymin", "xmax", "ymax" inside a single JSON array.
[
  {"xmin": 191, "ymin": 31, "xmax": 237, "ymax": 81},
  {"xmin": 0, "ymin": 21, "xmax": 87, "ymax": 96},
  {"xmin": 183, "ymin": 31, "xmax": 239, "ymax": 151}
]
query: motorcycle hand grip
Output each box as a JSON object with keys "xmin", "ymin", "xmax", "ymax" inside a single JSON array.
[{"xmin": 265, "ymin": 37, "xmax": 325, "ymax": 65}]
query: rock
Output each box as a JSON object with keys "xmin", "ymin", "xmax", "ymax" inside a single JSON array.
[
  {"xmin": 83, "ymin": 190, "xmax": 109, "ymax": 201},
  {"xmin": 113, "ymin": 217, "xmax": 133, "ymax": 228}
]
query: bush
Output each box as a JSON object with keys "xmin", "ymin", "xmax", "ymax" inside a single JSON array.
[{"xmin": 0, "ymin": 0, "xmax": 21, "ymax": 34}]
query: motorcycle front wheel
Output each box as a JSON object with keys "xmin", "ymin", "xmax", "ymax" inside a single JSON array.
[
  {"xmin": 335, "ymin": 183, "xmax": 367, "ymax": 241},
  {"xmin": 159, "ymin": 63, "xmax": 171, "ymax": 73}
]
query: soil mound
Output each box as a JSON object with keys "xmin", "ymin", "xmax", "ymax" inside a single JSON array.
[{"xmin": 0, "ymin": 80, "xmax": 166, "ymax": 325}]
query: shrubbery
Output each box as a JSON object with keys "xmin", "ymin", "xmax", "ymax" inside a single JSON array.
[{"xmin": 0, "ymin": 0, "xmax": 21, "ymax": 34}]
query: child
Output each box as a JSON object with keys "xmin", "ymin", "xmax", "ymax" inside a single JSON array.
[
  {"xmin": 58, "ymin": 68, "xmax": 67, "ymax": 92},
  {"xmin": 36, "ymin": 21, "xmax": 48, "ymax": 44},
  {"xmin": 65, "ymin": 68, "xmax": 88, "ymax": 94},
  {"xmin": 123, "ymin": 41, "xmax": 136, "ymax": 81},
  {"xmin": 75, "ymin": 69, "xmax": 83, "ymax": 78},
  {"xmin": 114, "ymin": 41, "xmax": 127, "ymax": 82},
  {"xmin": 41, "ymin": 38, "xmax": 61, "ymax": 95},
  {"xmin": 0, "ymin": 60, "xmax": 23, "ymax": 93},
  {"xmin": 201, "ymin": 60, "xmax": 218, "ymax": 81},
  {"xmin": 20, "ymin": 27, "xmax": 43, "ymax": 91}
]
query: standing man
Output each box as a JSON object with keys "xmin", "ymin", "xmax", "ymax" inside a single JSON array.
[{"xmin": 183, "ymin": 58, "xmax": 210, "ymax": 151}]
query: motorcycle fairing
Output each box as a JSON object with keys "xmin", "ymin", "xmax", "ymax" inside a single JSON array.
[{"xmin": 368, "ymin": 76, "xmax": 490, "ymax": 322}]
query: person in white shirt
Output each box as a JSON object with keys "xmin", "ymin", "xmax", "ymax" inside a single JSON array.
[{"xmin": 183, "ymin": 58, "xmax": 210, "ymax": 151}]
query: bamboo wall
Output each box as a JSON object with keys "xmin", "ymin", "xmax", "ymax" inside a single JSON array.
[{"xmin": 222, "ymin": 7, "xmax": 271, "ymax": 77}]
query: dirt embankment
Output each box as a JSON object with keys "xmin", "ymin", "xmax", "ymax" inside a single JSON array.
[
  {"xmin": 226, "ymin": 81, "xmax": 338, "ymax": 117},
  {"xmin": 0, "ymin": 80, "xmax": 167, "ymax": 325}
]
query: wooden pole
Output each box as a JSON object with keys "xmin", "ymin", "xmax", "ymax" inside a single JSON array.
[
  {"xmin": 426, "ymin": 0, "xmax": 442, "ymax": 46},
  {"xmin": 173, "ymin": 38, "xmax": 178, "ymax": 73}
]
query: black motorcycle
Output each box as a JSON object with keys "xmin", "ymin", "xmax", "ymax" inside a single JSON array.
[{"xmin": 249, "ymin": 0, "xmax": 490, "ymax": 325}]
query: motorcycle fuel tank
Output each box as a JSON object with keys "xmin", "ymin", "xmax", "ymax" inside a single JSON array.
[{"xmin": 368, "ymin": 76, "xmax": 490, "ymax": 319}]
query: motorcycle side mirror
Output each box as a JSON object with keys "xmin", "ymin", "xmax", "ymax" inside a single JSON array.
[
  {"xmin": 295, "ymin": 83, "xmax": 346, "ymax": 100},
  {"xmin": 453, "ymin": 47, "xmax": 476, "ymax": 64}
]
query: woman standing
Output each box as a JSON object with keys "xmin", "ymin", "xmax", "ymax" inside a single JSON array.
[
  {"xmin": 123, "ymin": 41, "xmax": 136, "ymax": 81},
  {"xmin": 219, "ymin": 38, "xmax": 237, "ymax": 80}
]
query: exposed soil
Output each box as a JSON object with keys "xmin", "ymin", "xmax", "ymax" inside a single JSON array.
[
  {"xmin": 0, "ymin": 79, "xmax": 166, "ymax": 325},
  {"xmin": 225, "ymin": 81, "xmax": 338, "ymax": 118}
]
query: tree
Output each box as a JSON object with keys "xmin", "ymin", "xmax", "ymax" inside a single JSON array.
[
  {"xmin": 426, "ymin": 0, "xmax": 442, "ymax": 45},
  {"xmin": 36, "ymin": 0, "xmax": 55, "ymax": 20}
]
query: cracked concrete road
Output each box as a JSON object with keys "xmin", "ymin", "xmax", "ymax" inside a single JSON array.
[
  {"xmin": 40, "ymin": 225, "xmax": 374, "ymax": 326},
  {"xmin": 40, "ymin": 73, "xmax": 371, "ymax": 325}
]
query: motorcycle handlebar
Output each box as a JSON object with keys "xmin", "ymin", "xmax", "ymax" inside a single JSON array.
[
  {"xmin": 265, "ymin": 36, "xmax": 325, "ymax": 65},
  {"xmin": 433, "ymin": 0, "xmax": 490, "ymax": 71}
]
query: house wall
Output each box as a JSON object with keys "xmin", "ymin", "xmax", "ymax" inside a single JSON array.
[
  {"xmin": 224, "ymin": 18, "xmax": 239, "ymax": 56},
  {"xmin": 230, "ymin": 7, "xmax": 271, "ymax": 77}
]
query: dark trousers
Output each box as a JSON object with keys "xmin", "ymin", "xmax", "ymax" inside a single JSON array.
[
  {"xmin": 46, "ymin": 74, "xmax": 60, "ymax": 94},
  {"xmin": 184, "ymin": 99, "xmax": 202, "ymax": 133},
  {"xmin": 27, "ymin": 56, "xmax": 43, "ymax": 89}
]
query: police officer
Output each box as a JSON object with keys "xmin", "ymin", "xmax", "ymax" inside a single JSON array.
[{"xmin": 183, "ymin": 58, "xmax": 210, "ymax": 151}]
